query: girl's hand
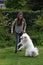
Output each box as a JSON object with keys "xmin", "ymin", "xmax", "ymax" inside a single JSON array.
[
  {"xmin": 11, "ymin": 26, "xmax": 13, "ymax": 34},
  {"xmin": 23, "ymin": 30, "xmax": 26, "ymax": 33},
  {"xmin": 11, "ymin": 31, "xmax": 13, "ymax": 34}
]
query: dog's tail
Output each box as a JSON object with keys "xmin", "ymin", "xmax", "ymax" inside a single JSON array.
[{"xmin": 32, "ymin": 47, "xmax": 39, "ymax": 56}]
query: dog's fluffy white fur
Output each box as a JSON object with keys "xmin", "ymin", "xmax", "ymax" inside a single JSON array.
[{"xmin": 18, "ymin": 33, "xmax": 39, "ymax": 57}]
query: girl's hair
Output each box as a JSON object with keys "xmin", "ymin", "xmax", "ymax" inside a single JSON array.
[{"xmin": 16, "ymin": 12, "xmax": 23, "ymax": 26}]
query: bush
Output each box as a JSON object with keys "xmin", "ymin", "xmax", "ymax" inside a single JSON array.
[
  {"xmin": 0, "ymin": 25, "xmax": 15, "ymax": 47},
  {"xmin": 27, "ymin": 29, "xmax": 43, "ymax": 46},
  {"xmin": 34, "ymin": 15, "xmax": 43, "ymax": 31},
  {"xmin": 0, "ymin": 33, "xmax": 15, "ymax": 47}
]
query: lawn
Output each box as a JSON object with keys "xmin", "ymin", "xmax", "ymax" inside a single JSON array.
[{"xmin": 0, "ymin": 46, "xmax": 43, "ymax": 65}]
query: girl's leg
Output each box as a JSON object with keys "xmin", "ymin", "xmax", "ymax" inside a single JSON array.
[
  {"xmin": 19, "ymin": 32, "xmax": 23, "ymax": 42},
  {"xmin": 15, "ymin": 33, "xmax": 19, "ymax": 53},
  {"xmin": 18, "ymin": 33, "xmax": 23, "ymax": 49}
]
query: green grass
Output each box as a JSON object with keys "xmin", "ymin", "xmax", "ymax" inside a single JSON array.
[{"xmin": 0, "ymin": 46, "xmax": 43, "ymax": 65}]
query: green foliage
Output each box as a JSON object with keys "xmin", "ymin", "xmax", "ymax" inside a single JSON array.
[
  {"xmin": 5, "ymin": 0, "xmax": 43, "ymax": 10},
  {"xmin": 5, "ymin": 0, "xmax": 27, "ymax": 9},
  {"xmin": 26, "ymin": 0, "xmax": 43, "ymax": 10},
  {"xmin": 35, "ymin": 16, "xmax": 43, "ymax": 27},
  {"xmin": 0, "ymin": 13, "xmax": 15, "ymax": 47},
  {"xmin": 5, "ymin": 0, "xmax": 18, "ymax": 8},
  {"xmin": 0, "ymin": 10, "xmax": 43, "ymax": 47},
  {"xmin": 27, "ymin": 29, "xmax": 43, "ymax": 46},
  {"xmin": 0, "ymin": 13, "xmax": 4, "ymax": 26},
  {"xmin": 0, "ymin": 26, "xmax": 15, "ymax": 47},
  {"xmin": 34, "ymin": 15, "xmax": 43, "ymax": 31}
]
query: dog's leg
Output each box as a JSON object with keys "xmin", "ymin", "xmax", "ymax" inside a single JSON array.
[
  {"xmin": 18, "ymin": 45, "xmax": 24, "ymax": 51},
  {"xmin": 18, "ymin": 41, "xmax": 23, "ymax": 46},
  {"xmin": 18, "ymin": 42, "xmax": 22, "ymax": 46}
]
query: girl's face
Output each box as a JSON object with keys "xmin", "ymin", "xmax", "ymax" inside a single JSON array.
[{"xmin": 19, "ymin": 15, "xmax": 23, "ymax": 20}]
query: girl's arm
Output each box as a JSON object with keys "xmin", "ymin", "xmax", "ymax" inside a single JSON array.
[
  {"xmin": 23, "ymin": 19, "xmax": 26, "ymax": 33},
  {"xmin": 11, "ymin": 22, "xmax": 14, "ymax": 34},
  {"xmin": 23, "ymin": 25, "xmax": 26, "ymax": 33}
]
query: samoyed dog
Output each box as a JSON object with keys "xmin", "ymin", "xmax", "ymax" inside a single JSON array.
[{"xmin": 18, "ymin": 33, "xmax": 39, "ymax": 57}]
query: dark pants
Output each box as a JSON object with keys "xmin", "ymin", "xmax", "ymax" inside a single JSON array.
[{"xmin": 15, "ymin": 32, "xmax": 23, "ymax": 52}]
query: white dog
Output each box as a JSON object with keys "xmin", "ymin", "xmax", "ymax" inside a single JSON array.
[{"xmin": 18, "ymin": 33, "xmax": 39, "ymax": 57}]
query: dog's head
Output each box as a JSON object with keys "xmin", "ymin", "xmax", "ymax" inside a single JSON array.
[{"xmin": 20, "ymin": 33, "xmax": 29, "ymax": 42}]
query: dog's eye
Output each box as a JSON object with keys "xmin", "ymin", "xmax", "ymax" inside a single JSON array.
[{"xmin": 24, "ymin": 37, "xmax": 27, "ymax": 38}]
